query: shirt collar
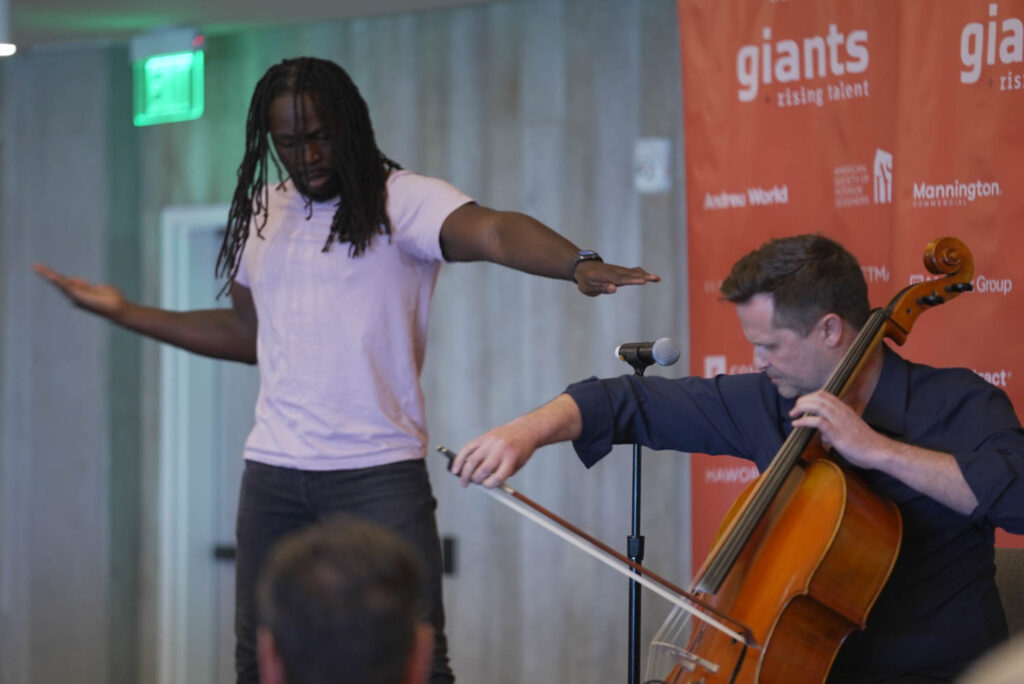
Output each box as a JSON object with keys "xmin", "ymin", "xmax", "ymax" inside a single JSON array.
[{"xmin": 861, "ymin": 345, "xmax": 908, "ymax": 437}]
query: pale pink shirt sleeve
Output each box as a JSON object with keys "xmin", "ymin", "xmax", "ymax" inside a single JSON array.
[{"xmin": 386, "ymin": 170, "xmax": 473, "ymax": 263}]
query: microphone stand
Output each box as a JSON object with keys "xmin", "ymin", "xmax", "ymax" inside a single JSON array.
[
  {"xmin": 627, "ymin": 362, "xmax": 646, "ymax": 684},
  {"xmin": 614, "ymin": 337, "xmax": 679, "ymax": 684}
]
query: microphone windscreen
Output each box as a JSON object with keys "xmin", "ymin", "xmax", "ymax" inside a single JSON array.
[{"xmin": 652, "ymin": 337, "xmax": 681, "ymax": 366}]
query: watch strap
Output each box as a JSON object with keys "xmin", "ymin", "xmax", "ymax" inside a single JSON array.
[{"xmin": 568, "ymin": 250, "xmax": 603, "ymax": 281}]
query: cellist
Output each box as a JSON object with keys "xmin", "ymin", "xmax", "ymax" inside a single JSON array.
[{"xmin": 452, "ymin": 234, "xmax": 1024, "ymax": 682}]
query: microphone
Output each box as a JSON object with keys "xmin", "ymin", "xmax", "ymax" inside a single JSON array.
[{"xmin": 615, "ymin": 337, "xmax": 681, "ymax": 371}]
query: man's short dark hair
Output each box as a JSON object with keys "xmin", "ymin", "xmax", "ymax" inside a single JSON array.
[
  {"xmin": 719, "ymin": 233, "xmax": 871, "ymax": 335},
  {"xmin": 258, "ymin": 516, "xmax": 423, "ymax": 684}
]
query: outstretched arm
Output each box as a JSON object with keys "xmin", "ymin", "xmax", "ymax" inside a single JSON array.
[
  {"xmin": 438, "ymin": 203, "xmax": 660, "ymax": 296},
  {"xmin": 33, "ymin": 263, "xmax": 258, "ymax": 364},
  {"xmin": 791, "ymin": 391, "xmax": 979, "ymax": 515},
  {"xmin": 451, "ymin": 393, "xmax": 583, "ymax": 488}
]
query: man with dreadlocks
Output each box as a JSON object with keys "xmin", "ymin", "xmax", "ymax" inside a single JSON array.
[{"xmin": 34, "ymin": 56, "xmax": 659, "ymax": 684}]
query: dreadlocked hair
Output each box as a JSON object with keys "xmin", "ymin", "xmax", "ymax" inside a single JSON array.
[{"xmin": 216, "ymin": 57, "xmax": 401, "ymax": 295}]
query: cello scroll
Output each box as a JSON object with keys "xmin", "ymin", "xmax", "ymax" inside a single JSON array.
[{"xmin": 885, "ymin": 237, "xmax": 974, "ymax": 344}]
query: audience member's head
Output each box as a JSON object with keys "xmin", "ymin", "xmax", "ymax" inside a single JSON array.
[
  {"xmin": 257, "ymin": 516, "xmax": 432, "ymax": 684},
  {"xmin": 958, "ymin": 633, "xmax": 1024, "ymax": 684}
]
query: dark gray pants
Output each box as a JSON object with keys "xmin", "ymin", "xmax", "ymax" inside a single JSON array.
[{"xmin": 234, "ymin": 458, "xmax": 453, "ymax": 684}]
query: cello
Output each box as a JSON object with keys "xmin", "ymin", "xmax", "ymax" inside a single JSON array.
[{"xmin": 646, "ymin": 236, "xmax": 975, "ymax": 683}]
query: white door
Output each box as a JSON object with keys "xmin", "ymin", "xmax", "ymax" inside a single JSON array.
[{"xmin": 157, "ymin": 205, "xmax": 260, "ymax": 684}]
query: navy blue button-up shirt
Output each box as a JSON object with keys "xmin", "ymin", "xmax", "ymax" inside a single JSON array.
[{"xmin": 566, "ymin": 346, "xmax": 1024, "ymax": 680}]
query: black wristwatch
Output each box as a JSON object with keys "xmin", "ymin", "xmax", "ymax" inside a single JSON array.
[{"xmin": 568, "ymin": 250, "xmax": 603, "ymax": 281}]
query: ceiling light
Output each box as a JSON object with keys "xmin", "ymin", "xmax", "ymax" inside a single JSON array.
[{"xmin": 0, "ymin": 0, "xmax": 16, "ymax": 57}]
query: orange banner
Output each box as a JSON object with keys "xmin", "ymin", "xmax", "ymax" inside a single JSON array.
[{"xmin": 679, "ymin": 0, "xmax": 1024, "ymax": 562}]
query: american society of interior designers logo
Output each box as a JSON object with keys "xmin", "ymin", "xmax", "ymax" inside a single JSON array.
[
  {"xmin": 834, "ymin": 149, "xmax": 892, "ymax": 208},
  {"xmin": 735, "ymin": 22, "xmax": 873, "ymax": 107}
]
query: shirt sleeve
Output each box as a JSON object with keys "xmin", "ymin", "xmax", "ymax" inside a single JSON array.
[
  {"xmin": 947, "ymin": 380, "xmax": 1024, "ymax": 533},
  {"xmin": 386, "ymin": 171, "xmax": 474, "ymax": 263},
  {"xmin": 565, "ymin": 373, "xmax": 785, "ymax": 469}
]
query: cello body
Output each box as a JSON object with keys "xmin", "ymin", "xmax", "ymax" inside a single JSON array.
[{"xmin": 672, "ymin": 449, "xmax": 901, "ymax": 683}]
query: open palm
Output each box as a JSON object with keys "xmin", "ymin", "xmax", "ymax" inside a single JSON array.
[{"xmin": 32, "ymin": 263, "xmax": 126, "ymax": 318}]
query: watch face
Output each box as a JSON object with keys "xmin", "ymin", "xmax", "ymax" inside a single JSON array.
[{"xmin": 577, "ymin": 250, "xmax": 598, "ymax": 257}]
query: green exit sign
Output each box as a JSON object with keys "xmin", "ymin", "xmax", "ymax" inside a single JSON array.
[{"xmin": 133, "ymin": 50, "xmax": 204, "ymax": 127}]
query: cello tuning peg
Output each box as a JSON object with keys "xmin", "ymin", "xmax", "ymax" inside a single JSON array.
[
  {"xmin": 916, "ymin": 293, "xmax": 946, "ymax": 306},
  {"xmin": 946, "ymin": 282, "xmax": 973, "ymax": 293}
]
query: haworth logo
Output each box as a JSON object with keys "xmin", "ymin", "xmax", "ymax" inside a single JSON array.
[
  {"xmin": 960, "ymin": 3, "xmax": 1024, "ymax": 88},
  {"xmin": 911, "ymin": 179, "xmax": 1001, "ymax": 207},
  {"xmin": 705, "ymin": 465, "xmax": 759, "ymax": 484},
  {"xmin": 736, "ymin": 23, "xmax": 870, "ymax": 105}
]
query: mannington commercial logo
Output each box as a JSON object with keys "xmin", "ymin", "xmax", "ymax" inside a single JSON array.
[{"xmin": 911, "ymin": 178, "xmax": 1001, "ymax": 208}]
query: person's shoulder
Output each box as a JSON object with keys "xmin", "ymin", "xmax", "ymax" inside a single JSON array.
[
  {"xmin": 707, "ymin": 370, "xmax": 774, "ymax": 391},
  {"xmin": 667, "ymin": 370, "xmax": 778, "ymax": 406},
  {"xmin": 386, "ymin": 169, "xmax": 473, "ymax": 233},
  {"xmin": 386, "ymin": 169, "xmax": 466, "ymax": 197}
]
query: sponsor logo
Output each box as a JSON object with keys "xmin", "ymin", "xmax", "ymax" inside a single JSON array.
[
  {"xmin": 705, "ymin": 464, "xmax": 759, "ymax": 484},
  {"xmin": 960, "ymin": 3, "xmax": 1024, "ymax": 90},
  {"xmin": 861, "ymin": 265, "xmax": 891, "ymax": 284},
  {"xmin": 974, "ymin": 369, "xmax": 1013, "ymax": 387},
  {"xmin": 908, "ymin": 273, "xmax": 1012, "ymax": 295},
  {"xmin": 911, "ymin": 179, "xmax": 1001, "ymax": 207},
  {"xmin": 703, "ymin": 355, "xmax": 757, "ymax": 377},
  {"xmin": 704, "ymin": 355, "xmax": 727, "ymax": 378},
  {"xmin": 873, "ymin": 149, "xmax": 893, "ymax": 204},
  {"xmin": 736, "ymin": 24, "xmax": 871, "ymax": 106},
  {"xmin": 704, "ymin": 184, "xmax": 789, "ymax": 211},
  {"xmin": 703, "ymin": 279, "xmax": 724, "ymax": 294},
  {"xmin": 973, "ymin": 274, "xmax": 1014, "ymax": 294},
  {"xmin": 834, "ymin": 148, "xmax": 892, "ymax": 208}
]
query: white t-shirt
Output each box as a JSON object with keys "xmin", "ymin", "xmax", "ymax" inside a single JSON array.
[{"xmin": 234, "ymin": 170, "xmax": 473, "ymax": 470}]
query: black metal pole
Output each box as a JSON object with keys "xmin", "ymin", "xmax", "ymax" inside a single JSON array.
[{"xmin": 628, "ymin": 365, "xmax": 646, "ymax": 684}]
